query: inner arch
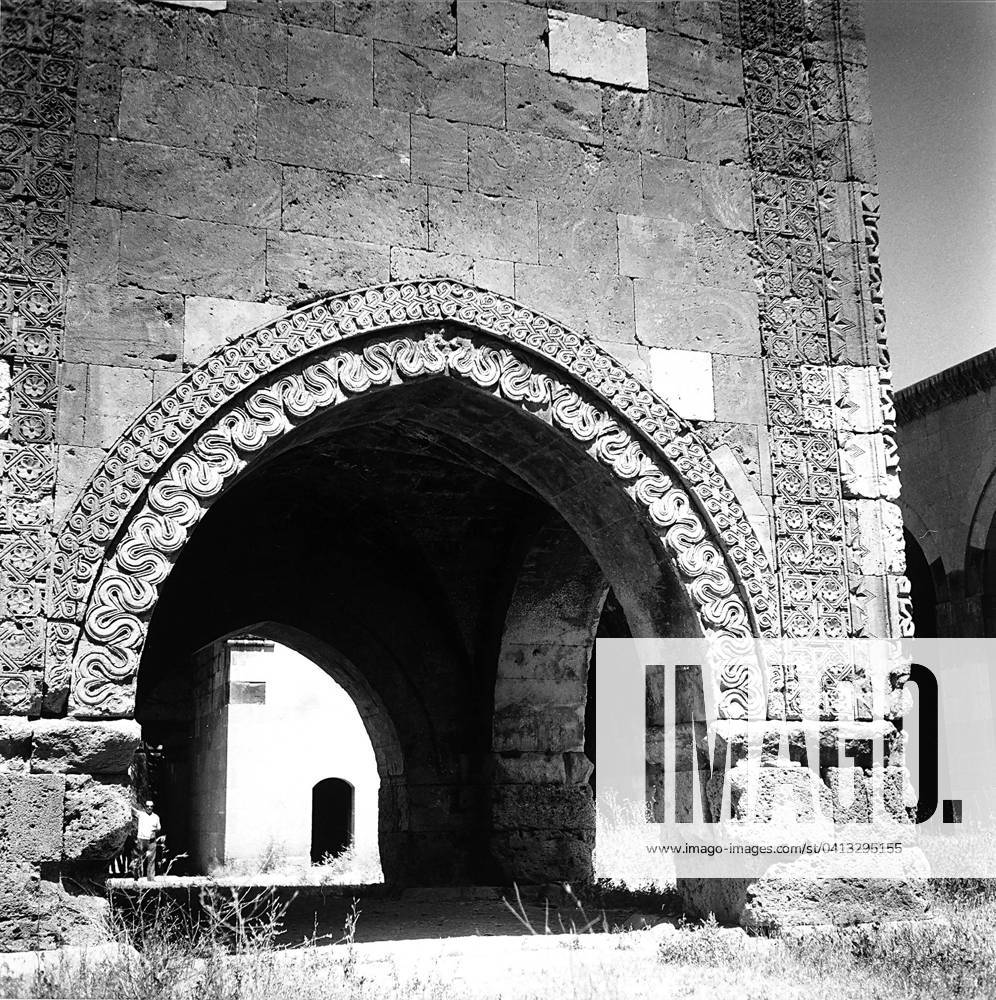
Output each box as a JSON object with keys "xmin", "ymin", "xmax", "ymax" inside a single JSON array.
[{"xmin": 136, "ymin": 375, "xmax": 699, "ymax": 884}]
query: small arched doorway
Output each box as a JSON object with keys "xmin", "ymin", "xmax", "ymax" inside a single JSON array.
[{"xmin": 312, "ymin": 778, "xmax": 355, "ymax": 863}]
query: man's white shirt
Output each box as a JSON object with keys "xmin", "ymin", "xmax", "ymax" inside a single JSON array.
[{"xmin": 137, "ymin": 811, "xmax": 160, "ymax": 840}]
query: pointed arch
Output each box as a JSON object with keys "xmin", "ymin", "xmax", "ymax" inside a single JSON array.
[{"xmin": 46, "ymin": 281, "xmax": 778, "ymax": 721}]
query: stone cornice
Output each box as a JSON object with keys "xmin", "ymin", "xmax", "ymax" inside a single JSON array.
[{"xmin": 895, "ymin": 347, "xmax": 996, "ymax": 424}]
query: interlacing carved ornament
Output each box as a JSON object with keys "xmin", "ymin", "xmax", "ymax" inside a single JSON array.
[
  {"xmin": 63, "ymin": 327, "xmax": 774, "ymax": 721},
  {"xmin": 50, "ymin": 282, "xmax": 777, "ymax": 640}
]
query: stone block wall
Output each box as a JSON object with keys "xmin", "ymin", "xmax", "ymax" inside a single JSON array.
[
  {"xmin": 0, "ymin": 0, "xmax": 914, "ymax": 943},
  {"xmin": 896, "ymin": 349, "xmax": 996, "ymax": 635},
  {"xmin": 4, "ymin": 0, "xmax": 906, "ymax": 657}
]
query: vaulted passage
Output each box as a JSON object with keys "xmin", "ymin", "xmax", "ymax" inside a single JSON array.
[{"xmin": 135, "ymin": 376, "xmax": 698, "ymax": 885}]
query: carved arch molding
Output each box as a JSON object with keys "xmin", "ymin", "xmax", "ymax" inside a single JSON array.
[{"xmin": 47, "ymin": 281, "xmax": 779, "ymax": 721}]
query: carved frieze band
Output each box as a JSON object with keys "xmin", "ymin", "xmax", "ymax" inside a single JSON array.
[
  {"xmin": 738, "ymin": 0, "xmax": 912, "ymax": 673},
  {"xmin": 0, "ymin": 1, "xmax": 81, "ymax": 714},
  {"xmin": 56, "ymin": 318, "xmax": 779, "ymax": 721}
]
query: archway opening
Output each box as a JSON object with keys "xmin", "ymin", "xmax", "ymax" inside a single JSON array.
[
  {"xmin": 131, "ymin": 361, "xmax": 702, "ymax": 886},
  {"xmin": 312, "ymin": 778, "xmax": 355, "ymax": 865}
]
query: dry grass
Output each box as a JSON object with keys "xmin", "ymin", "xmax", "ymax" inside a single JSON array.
[
  {"xmin": 206, "ymin": 840, "xmax": 384, "ymax": 887},
  {"xmin": 593, "ymin": 793, "xmax": 675, "ymax": 892},
  {"xmin": 0, "ymin": 881, "xmax": 992, "ymax": 999}
]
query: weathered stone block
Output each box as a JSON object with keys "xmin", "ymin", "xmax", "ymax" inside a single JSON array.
[
  {"xmin": 674, "ymin": 0, "xmax": 724, "ymax": 42},
  {"xmin": 602, "ymin": 90, "xmax": 684, "ymax": 156},
  {"xmin": 694, "ymin": 225, "xmax": 756, "ymax": 291},
  {"xmin": 62, "ymin": 775, "xmax": 132, "ymax": 862},
  {"xmin": 737, "ymin": 870, "xmax": 928, "ymax": 933},
  {"xmin": 700, "ymin": 164, "xmax": 753, "ymax": 232},
  {"xmin": 183, "ymin": 296, "xmax": 286, "ymax": 366},
  {"xmin": 265, "ymin": 232, "xmax": 389, "ymax": 301},
  {"xmin": 498, "ymin": 642, "xmax": 588, "ymax": 682},
  {"xmin": 490, "ymin": 752, "xmax": 567, "ymax": 785},
  {"xmin": 489, "ymin": 828, "xmax": 593, "ymax": 883},
  {"xmin": 548, "ymin": 9, "xmax": 648, "ymax": 90},
  {"xmin": 818, "ymin": 180, "xmax": 863, "ymax": 245},
  {"xmin": 389, "ymin": 248, "xmax": 473, "ymax": 284},
  {"xmin": 55, "ymin": 446, "xmax": 105, "ymax": 525},
  {"xmin": 430, "ymin": 188, "xmax": 537, "ymax": 263},
  {"xmin": 82, "ymin": 1, "xmax": 183, "ymax": 70},
  {"xmin": 493, "ymin": 702, "xmax": 584, "ymax": 753},
  {"xmin": 514, "ymin": 264, "xmax": 635, "ymax": 343},
  {"xmin": 412, "ymin": 117, "xmax": 468, "ymax": 191},
  {"xmin": 257, "ymin": 92, "xmax": 410, "ymax": 180},
  {"xmin": 82, "ymin": 365, "xmax": 154, "ymax": 448},
  {"xmin": 68, "ymin": 204, "xmax": 119, "ymax": 286},
  {"xmin": 618, "ymin": 215, "xmax": 696, "ymax": 283},
  {"xmin": 843, "ymin": 499, "xmax": 905, "ymax": 577},
  {"xmin": 506, "ymin": 65, "xmax": 602, "ymax": 145},
  {"xmin": 456, "ymin": 0, "xmax": 547, "ymax": 69},
  {"xmin": 182, "ymin": 12, "xmax": 287, "ymax": 88},
  {"xmin": 0, "ymin": 719, "xmax": 31, "ymax": 772},
  {"xmin": 839, "ymin": 432, "xmax": 898, "ymax": 500},
  {"xmin": 647, "ymin": 32, "xmax": 743, "ymax": 105},
  {"xmin": 284, "ymin": 168, "xmax": 428, "ymax": 248},
  {"xmin": 713, "ymin": 355, "xmax": 765, "ymax": 423},
  {"xmin": 564, "ymin": 752, "xmax": 593, "ymax": 785},
  {"xmin": 491, "ymin": 783, "xmax": 594, "ymax": 830},
  {"xmin": 74, "ymin": 134, "xmax": 99, "ymax": 203},
  {"xmin": 30, "ymin": 720, "xmax": 141, "ymax": 776},
  {"xmin": 496, "ymin": 676, "xmax": 585, "ymax": 712},
  {"xmin": 685, "ymin": 100, "xmax": 748, "ymax": 164},
  {"xmin": 537, "ymin": 205, "xmax": 617, "ymax": 273},
  {"xmin": 708, "ymin": 762, "xmax": 834, "ymax": 825},
  {"xmin": 374, "ymin": 44, "xmax": 504, "ymax": 127},
  {"xmin": 98, "ymin": 139, "xmax": 280, "ymax": 228},
  {"xmin": 119, "ymin": 212, "xmax": 266, "ymax": 298},
  {"xmin": 470, "ymin": 126, "xmax": 642, "ymax": 213},
  {"xmin": 0, "ymin": 773, "xmax": 65, "ymax": 863},
  {"xmin": 77, "ymin": 61, "xmax": 120, "ymax": 138},
  {"xmin": 54, "ymin": 364, "xmax": 87, "ymax": 448},
  {"xmin": 118, "ymin": 69, "xmax": 258, "ymax": 156},
  {"xmin": 287, "ymin": 25, "xmax": 372, "ymax": 103},
  {"xmin": 64, "ymin": 284, "xmax": 183, "ymax": 370},
  {"xmin": 0, "ymin": 861, "xmax": 110, "ymax": 951},
  {"xmin": 649, "ymin": 347, "xmax": 714, "ymax": 420},
  {"xmin": 635, "ymin": 282, "xmax": 759, "ymax": 356},
  {"xmin": 640, "ymin": 153, "xmax": 702, "ymax": 223},
  {"xmin": 613, "ymin": 1, "xmax": 673, "ymax": 30},
  {"xmin": 832, "ymin": 364, "xmax": 885, "ymax": 433},
  {"xmin": 339, "ymin": 0, "xmax": 456, "ymax": 51},
  {"xmin": 473, "ymin": 258, "xmax": 514, "ymax": 296},
  {"xmin": 825, "ymin": 765, "xmax": 871, "ymax": 823}
]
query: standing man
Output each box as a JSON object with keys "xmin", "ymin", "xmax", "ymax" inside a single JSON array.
[{"xmin": 133, "ymin": 799, "xmax": 162, "ymax": 881}]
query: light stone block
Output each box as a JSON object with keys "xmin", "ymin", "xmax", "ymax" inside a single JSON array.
[
  {"xmin": 649, "ymin": 348, "xmax": 714, "ymax": 421},
  {"xmin": 473, "ymin": 258, "xmax": 514, "ymax": 296},
  {"xmin": 184, "ymin": 297, "xmax": 286, "ymax": 366},
  {"xmin": 832, "ymin": 365, "xmax": 884, "ymax": 433},
  {"xmin": 844, "ymin": 499, "xmax": 905, "ymax": 577},
  {"xmin": 548, "ymin": 10, "xmax": 649, "ymax": 91},
  {"xmin": 839, "ymin": 432, "xmax": 899, "ymax": 501}
]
